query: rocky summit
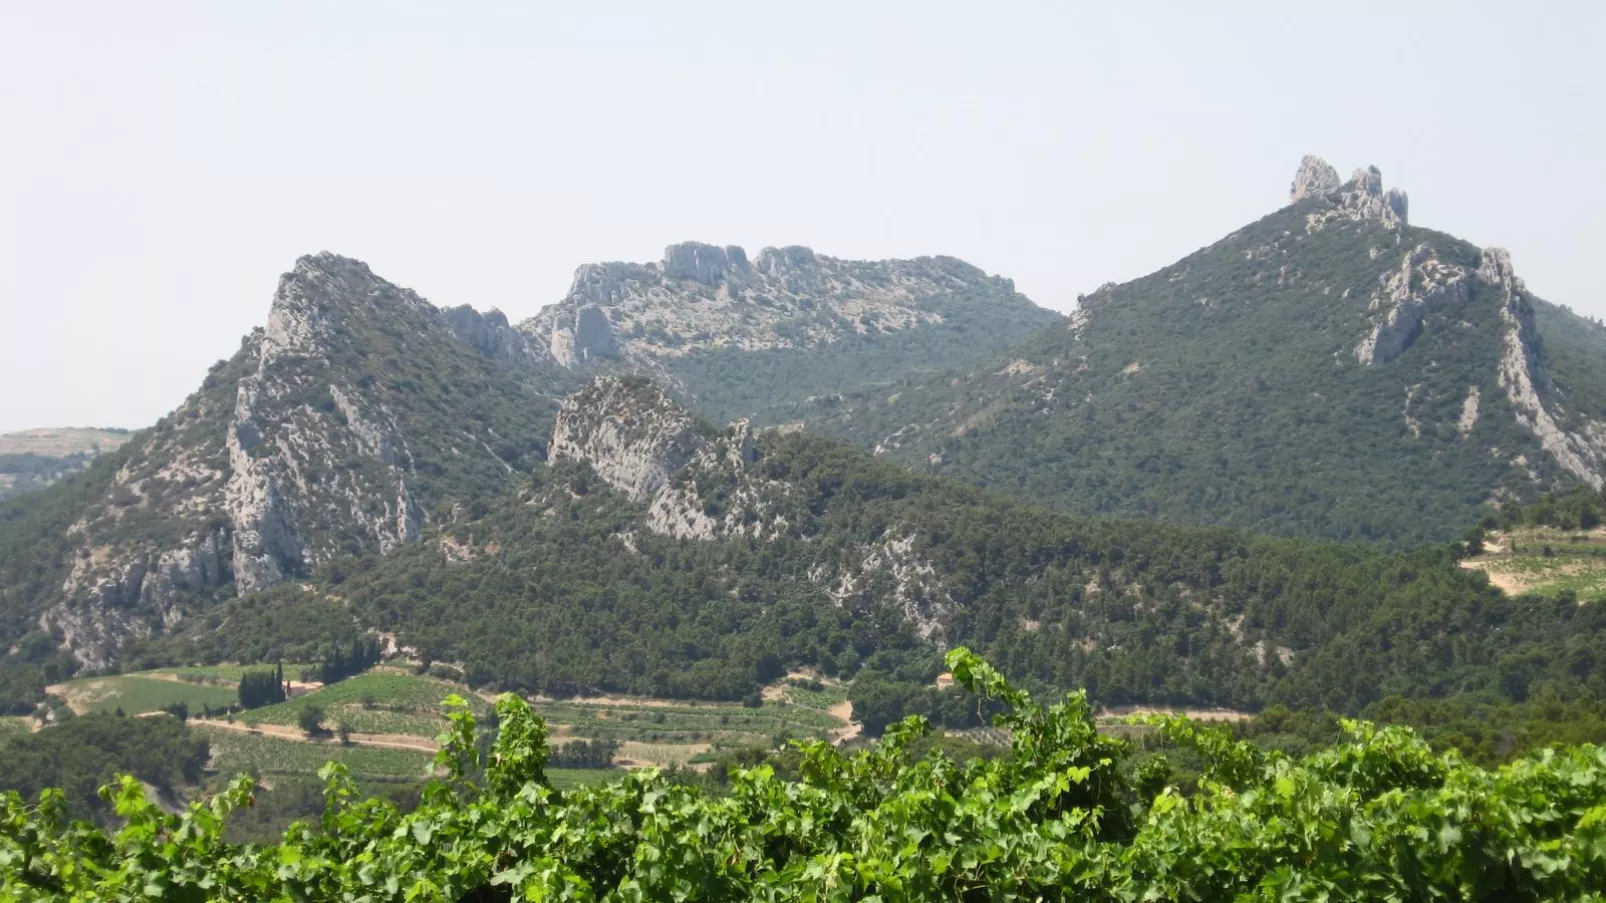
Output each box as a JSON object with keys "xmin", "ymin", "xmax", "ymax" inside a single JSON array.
[
  {"xmin": 524, "ymin": 242, "xmax": 1014, "ymax": 365},
  {"xmin": 516, "ymin": 242, "xmax": 1061, "ymax": 424},
  {"xmin": 814, "ymin": 156, "xmax": 1606, "ymax": 544},
  {"xmin": 12, "ymin": 253, "xmax": 559, "ymax": 667}
]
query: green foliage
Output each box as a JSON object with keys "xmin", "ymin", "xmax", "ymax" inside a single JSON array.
[
  {"xmin": 298, "ymin": 705, "xmax": 327, "ymax": 736},
  {"xmin": 0, "ymin": 714, "xmax": 207, "ymax": 823},
  {"xmin": 548, "ymin": 739, "xmax": 620, "ymax": 769},
  {"xmin": 0, "ymin": 453, "xmax": 97, "ymax": 501},
  {"xmin": 237, "ymin": 668, "xmax": 285, "ymax": 710},
  {"xmin": 821, "ymin": 207, "xmax": 1606, "ymax": 546},
  {"xmin": 7, "ymin": 652, "xmax": 1606, "ymax": 900},
  {"xmin": 1490, "ymin": 484, "xmax": 1606, "ymax": 532},
  {"xmin": 218, "ymin": 428, "xmax": 1606, "ymax": 717}
]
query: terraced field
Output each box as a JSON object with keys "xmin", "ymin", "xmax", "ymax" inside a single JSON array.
[
  {"xmin": 170, "ymin": 665, "xmax": 858, "ymax": 792},
  {"xmin": 229, "ymin": 670, "xmax": 483, "ymax": 736},
  {"xmin": 197, "ymin": 723, "xmax": 434, "ymax": 781},
  {"xmin": 1461, "ymin": 528, "xmax": 1606, "ymax": 602}
]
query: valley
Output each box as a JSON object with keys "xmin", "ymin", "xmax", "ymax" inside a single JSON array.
[{"xmin": 4, "ymin": 154, "xmax": 1606, "ymax": 899}]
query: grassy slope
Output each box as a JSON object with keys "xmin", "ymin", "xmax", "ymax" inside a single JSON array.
[{"xmin": 50, "ymin": 674, "xmax": 239, "ymax": 715}]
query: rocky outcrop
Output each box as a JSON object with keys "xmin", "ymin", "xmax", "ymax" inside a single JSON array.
[
  {"xmin": 549, "ymin": 377, "xmax": 785, "ymax": 539},
  {"xmin": 547, "ymin": 376, "xmax": 947, "ymax": 637},
  {"xmin": 549, "ymin": 377, "xmax": 706, "ymax": 502},
  {"xmin": 1355, "ymin": 245, "xmax": 1469, "ymax": 364},
  {"xmin": 440, "ymin": 305, "xmax": 550, "ymax": 366},
  {"xmin": 1298, "ymin": 159, "xmax": 1409, "ymax": 230},
  {"xmin": 521, "ymin": 242, "xmax": 1010, "ymax": 365},
  {"xmin": 663, "ymin": 242, "xmax": 749, "ymax": 284},
  {"xmin": 1289, "ymin": 155, "xmax": 1342, "ymax": 202},
  {"xmin": 1481, "ymin": 249, "xmax": 1606, "ymax": 487},
  {"xmin": 42, "ymin": 251, "xmax": 548, "ymax": 666}
]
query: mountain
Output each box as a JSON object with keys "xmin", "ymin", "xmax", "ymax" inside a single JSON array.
[
  {"xmin": 0, "ymin": 253, "xmax": 564, "ymax": 670},
  {"xmin": 516, "ymin": 242, "xmax": 1061, "ymax": 423},
  {"xmin": 129, "ymin": 376, "xmax": 1606, "ymax": 715},
  {"xmin": 0, "ymin": 428, "xmax": 131, "ymax": 500},
  {"xmin": 0, "ymin": 243, "xmax": 1051, "ymax": 678},
  {"xmin": 812, "ymin": 157, "xmax": 1606, "ymax": 545}
]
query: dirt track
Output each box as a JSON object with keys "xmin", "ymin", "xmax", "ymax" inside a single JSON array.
[{"xmin": 827, "ymin": 701, "xmax": 861, "ymax": 745}]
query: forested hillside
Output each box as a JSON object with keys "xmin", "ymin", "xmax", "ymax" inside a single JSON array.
[
  {"xmin": 814, "ymin": 160, "xmax": 1606, "ymax": 546},
  {"xmin": 126, "ymin": 378, "xmax": 1606, "ymax": 718},
  {"xmin": 0, "ymin": 253, "xmax": 572, "ymax": 680}
]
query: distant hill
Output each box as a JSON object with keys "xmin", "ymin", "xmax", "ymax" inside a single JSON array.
[
  {"xmin": 512, "ymin": 242, "xmax": 1063, "ymax": 424},
  {"xmin": 811, "ymin": 157, "xmax": 1606, "ymax": 546},
  {"xmin": 0, "ymin": 427, "xmax": 131, "ymax": 500}
]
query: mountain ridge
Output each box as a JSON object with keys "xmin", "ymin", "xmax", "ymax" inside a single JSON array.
[
  {"xmin": 810, "ymin": 157, "xmax": 1606, "ymax": 543},
  {"xmin": 514, "ymin": 241, "xmax": 1063, "ymax": 423}
]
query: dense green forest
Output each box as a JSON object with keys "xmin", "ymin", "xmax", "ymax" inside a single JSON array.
[
  {"xmin": 0, "ymin": 714, "xmax": 207, "ymax": 823},
  {"xmin": 129, "ymin": 416, "xmax": 1606, "ymax": 717},
  {"xmin": 814, "ymin": 202, "xmax": 1606, "ymax": 547},
  {"xmin": 6, "ymin": 651, "xmax": 1606, "ymax": 901}
]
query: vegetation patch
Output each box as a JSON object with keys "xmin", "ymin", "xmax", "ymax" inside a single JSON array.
[{"xmin": 49, "ymin": 674, "xmax": 238, "ymax": 716}]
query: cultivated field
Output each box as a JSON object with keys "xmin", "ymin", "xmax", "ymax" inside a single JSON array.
[
  {"xmin": 1461, "ymin": 527, "xmax": 1606, "ymax": 602},
  {"xmin": 47, "ymin": 673, "xmax": 240, "ymax": 715}
]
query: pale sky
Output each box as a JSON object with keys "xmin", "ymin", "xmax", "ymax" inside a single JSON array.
[{"xmin": 3, "ymin": 1, "xmax": 1602, "ymax": 433}]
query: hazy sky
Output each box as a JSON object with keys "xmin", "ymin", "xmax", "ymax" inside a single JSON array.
[{"xmin": 3, "ymin": 2, "xmax": 1602, "ymax": 433}]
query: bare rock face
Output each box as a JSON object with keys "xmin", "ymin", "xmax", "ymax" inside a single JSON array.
[
  {"xmin": 1355, "ymin": 245, "xmax": 1470, "ymax": 365},
  {"xmin": 1480, "ymin": 249, "xmax": 1606, "ymax": 487},
  {"xmin": 662, "ymin": 242, "xmax": 749, "ymax": 285},
  {"xmin": 1296, "ymin": 159, "xmax": 1409, "ymax": 230},
  {"xmin": 549, "ymin": 377, "xmax": 706, "ymax": 502},
  {"xmin": 521, "ymin": 242, "xmax": 1004, "ymax": 366},
  {"xmin": 44, "ymin": 252, "xmax": 543, "ymax": 666},
  {"xmin": 1289, "ymin": 155, "xmax": 1342, "ymax": 202},
  {"xmin": 549, "ymin": 378, "xmax": 782, "ymax": 541},
  {"xmin": 440, "ymin": 305, "xmax": 551, "ymax": 366}
]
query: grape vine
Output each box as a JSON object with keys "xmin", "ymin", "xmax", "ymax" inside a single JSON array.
[{"xmin": 5, "ymin": 649, "xmax": 1605, "ymax": 901}]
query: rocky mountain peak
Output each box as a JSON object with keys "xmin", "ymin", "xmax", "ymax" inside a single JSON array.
[
  {"xmin": 549, "ymin": 377, "xmax": 706, "ymax": 502},
  {"xmin": 1295, "ymin": 157, "xmax": 1408, "ymax": 230},
  {"xmin": 1289, "ymin": 155, "xmax": 1342, "ymax": 202},
  {"xmin": 521, "ymin": 242, "xmax": 1026, "ymax": 370},
  {"xmin": 662, "ymin": 242, "xmax": 750, "ymax": 284},
  {"xmin": 38, "ymin": 252, "xmax": 556, "ymax": 667},
  {"xmin": 439, "ymin": 303, "xmax": 551, "ymax": 366}
]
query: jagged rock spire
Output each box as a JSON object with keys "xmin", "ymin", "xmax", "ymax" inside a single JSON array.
[
  {"xmin": 1290, "ymin": 155, "xmax": 1342, "ymax": 202},
  {"xmin": 1294, "ymin": 157, "xmax": 1409, "ymax": 229}
]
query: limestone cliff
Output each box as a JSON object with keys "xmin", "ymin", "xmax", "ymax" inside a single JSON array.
[
  {"xmin": 546, "ymin": 376, "xmax": 953, "ymax": 637},
  {"xmin": 440, "ymin": 304, "xmax": 553, "ymax": 367},
  {"xmin": 1295, "ymin": 157, "xmax": 1409, "ymax": 230},
  {"xmin": 39, "ymin": 253, "xmax": 556, "ymax": 667},
  {"xmin": 1480, "ymin": 249, "xmax": 1606, "ymax": 487},
  {"xmin": 522, "ymin": 242, "xmax": 1021, "ymax": 366}
]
